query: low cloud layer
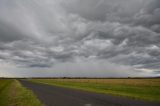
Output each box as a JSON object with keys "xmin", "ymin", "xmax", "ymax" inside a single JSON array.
[{"xmin": 0, "ymin": 0, "xmax": 160, "ymax": 77}]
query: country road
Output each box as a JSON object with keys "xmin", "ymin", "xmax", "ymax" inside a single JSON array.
[{"xmin": 20, "ymin": 80, "xmax": 159, "ymax": 106}]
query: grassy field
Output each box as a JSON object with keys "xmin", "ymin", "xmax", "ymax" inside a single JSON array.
[
  {"xmin": 31, "ymin": 78, "xmax": 160, "ymax": 102},
  {"xmin": 0, "ymin": 79, "xmax": 43, "ymax": 106}
]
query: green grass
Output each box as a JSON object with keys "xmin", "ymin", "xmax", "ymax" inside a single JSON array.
[
  {"xmin": 0, "ymin": 79, "xmax": 43, "ymax": 106},
  {"xmin": 30, "ymin": 78, "xmax": 160, "ymax": 102}
]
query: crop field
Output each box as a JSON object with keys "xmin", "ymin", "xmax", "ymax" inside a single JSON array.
[
  {"xmin": 31, "ymin": 78, "xmax": 160, "ymax": 102},
  {"xmin": 0, "ymin": 79, "xmax": 43, "ymax": 106}
]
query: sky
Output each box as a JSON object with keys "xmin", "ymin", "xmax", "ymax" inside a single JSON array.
[{"xmin": 0, "ymin": 0, "xmax": 160, "ymax": 77}]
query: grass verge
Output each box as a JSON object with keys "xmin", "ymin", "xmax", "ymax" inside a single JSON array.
[
  {"xmin": 0, "ymin": 79, "xmax": 43, "ymax": 106},
  {"xmin": 30, "ymin": 78, "xmax": 160, "ymax": 103}
]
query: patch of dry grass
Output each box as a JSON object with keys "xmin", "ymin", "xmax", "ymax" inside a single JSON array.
[{"xmin": 0, "ymin": 79, "xmax": 43, "ymax": 106}]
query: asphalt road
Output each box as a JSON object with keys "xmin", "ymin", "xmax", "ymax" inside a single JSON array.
[{"xmin": 20, "ymin": 80, "xmax": 159, "ymax": 106}]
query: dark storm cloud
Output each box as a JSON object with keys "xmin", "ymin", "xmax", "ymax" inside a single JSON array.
[
  {"xmin": 63, "ymin": 0, "xmax": 145, "ymax": 22},
  {"xmin": 134, "ymin": 0, "xmax": 160, "ymax": 27},
  {"xmin": 29, "ymin": 64, "xmax": 51, "ymax": 68},
  {"xmin": 0, "ymin": 0, "xmax": 160, "ymax": 77},
  {"xmin": 0, "ymin": 21, "xmax": 26, "ymax": 42}
]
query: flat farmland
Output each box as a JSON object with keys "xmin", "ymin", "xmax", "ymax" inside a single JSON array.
[
  {"xmin": 1, "ymin": 79, "xmax": 159, "ymax": 106},
  {"xmin": 31, "ymin": 78, "xmax": 160, "ymax": 102}
]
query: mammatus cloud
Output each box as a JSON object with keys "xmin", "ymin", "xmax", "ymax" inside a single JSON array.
[{"xmin": 0, "ymin": 0, "xmax": 160, "ymax": 77}]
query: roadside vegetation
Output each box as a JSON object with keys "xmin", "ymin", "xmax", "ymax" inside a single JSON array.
[
  {"xmin": 0, "ymin": 79, "xmax": 43, "ymax": 106},
  {"xmin": 31, "ymin": 78, "xmax": 160, "ymax": 102}
]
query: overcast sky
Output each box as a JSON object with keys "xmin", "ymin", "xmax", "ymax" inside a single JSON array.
[{"xmin": 0, "ymin": 0, "xmax": 160, "ymax": 77}]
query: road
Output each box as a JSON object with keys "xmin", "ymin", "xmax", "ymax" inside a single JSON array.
[{"xmin": 20, "ymin": 80, "xmax": 159, "ymax": 106}]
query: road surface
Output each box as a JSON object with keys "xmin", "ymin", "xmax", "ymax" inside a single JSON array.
[{"xmin": 20, "ymin": 80, "xmax": 159, "ymax": 106}]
